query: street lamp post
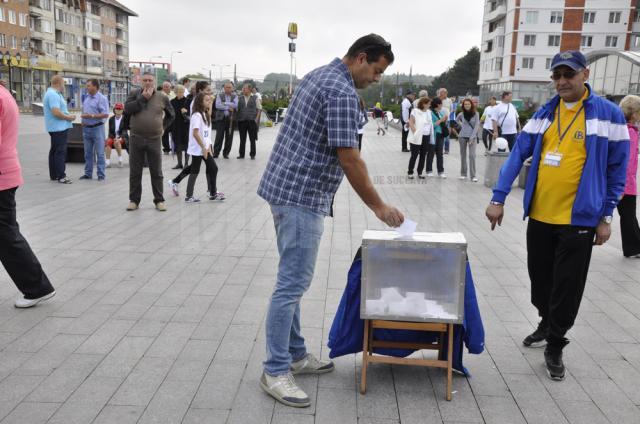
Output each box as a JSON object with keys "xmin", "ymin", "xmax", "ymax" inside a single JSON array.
[
  {"xmin": 287, "ymin": 23, "xmax": 298, "ymax": 96},
  {"xmin": 169, "ymin": 50, "xmax": 182, "ymax": 81},
  {"xmin": 3, "ymin": 51, "xmax": 21, "ymax": 98}
]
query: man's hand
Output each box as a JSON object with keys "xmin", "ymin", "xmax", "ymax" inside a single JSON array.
[
  {"xmin": 485, "ymin": 203, "xmax": 504, "ymax": 230},
  {"xmin": 67, "ymin": 114, "xmax": 76, "ymax": 121},
  {"xmin": 180, "ymin": 108, "xmax": 187, "ymax": 114},
  {"xmin": 593, "ymin": 222, "xmax": 611, "ymax": 245},
  {"xmin": 141, "ymin": 88, "xmax": 153, "ymax": 99},
  {"xmin": 373, "ymin": 204, "xmax": 404, "ymax": 228},
  {"xmin": 493, "ymin": 130, "xmax": 499, "ymax": 139}
]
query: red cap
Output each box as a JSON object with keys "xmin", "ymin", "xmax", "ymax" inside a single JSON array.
[{"xmin": 114, "ymin": 103, "xmax": 124, "ymax": 110}]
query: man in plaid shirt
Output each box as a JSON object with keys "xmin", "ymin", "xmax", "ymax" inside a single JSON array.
[{"xmin": 257, "ymin": 34, "xmax": 404, "ymax": 408}]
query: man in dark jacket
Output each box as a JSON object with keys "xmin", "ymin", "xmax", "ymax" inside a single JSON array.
[
  {"xmin": 236, "ymin": 83, "xmax": 262, "ymax": 159},
  {"xmin": 124, "ymin": 72, "xmax": 175, "ymax": 212},
  {"xmin": 213, "ymin": 82, "xmax": 238, "ymax": 158}
]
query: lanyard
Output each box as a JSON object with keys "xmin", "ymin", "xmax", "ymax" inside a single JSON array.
[{"xmin": 555, "ymin": 103, "xmax": 584, "ymax": 151}]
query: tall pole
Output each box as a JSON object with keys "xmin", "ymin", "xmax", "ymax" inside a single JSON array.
[
  {"xmin": 289, "ymin": 51, "xmax": 293, "ymax": 96},
  {"xmin": 287, "ymin": 22, "xmax": 298, "ymax": 97}
]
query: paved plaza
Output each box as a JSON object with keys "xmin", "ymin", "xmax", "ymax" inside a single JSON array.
[{"xmin": 0, "ymin": 114, "xmax": 638, "ymax": 424}]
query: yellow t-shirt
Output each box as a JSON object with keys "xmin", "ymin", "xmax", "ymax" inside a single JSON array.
[{"xmin": 529, "ymin": 89, "xmax": 588, "ymax": 225}]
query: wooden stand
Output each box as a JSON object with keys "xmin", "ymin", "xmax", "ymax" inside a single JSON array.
[{"xmin": 360, "ymin": 319, "xmax": 455, "ymax": 401}]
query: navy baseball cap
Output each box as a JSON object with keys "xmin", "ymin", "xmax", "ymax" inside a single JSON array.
[{"xmin": 550, "ymin": 50, "xmax": 587, "ymax": 71}]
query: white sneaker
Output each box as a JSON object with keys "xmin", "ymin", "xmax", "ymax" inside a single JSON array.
[
  {"xmin": 407, "ymin": 173, "xmax": 415, "ymax": 180},
  {"xmin": 185, "ymin": 196, "xmax": 200, "ymax": 203},
  {"xmin": 439, "ymin": 173, "xmax": 447, "ymax": 179},
  {"xmin": 209, "ymin": 192, "xmax": 226, "ymax": 201},
  {"xmin": 260, "ymin": 372, "xmax": 310, "ymax": 408},
  {"xmin": 167, "ymin": 180, "xmax": 179, "ymax": 197},
  {"xmin": 458, "ymin": 176, "xmax": 466, "ymax": 180},
  {"xmin": 105, "ymin": 162, "xmax": 111, "ymax": 168},
  {"xmin": 291, "ymin": 353, "xmax": 335, "ymax": 375},
  {"xmin": 426, "ymin": 172, "xmax": 434, "ymax": 177},
  {"xmin": 471, "ymin": 177, "xmax": 478, "ymax": 182},
  {"xmin": 15, "ymin": 290, "xmax": 56, "ymax": 308}
]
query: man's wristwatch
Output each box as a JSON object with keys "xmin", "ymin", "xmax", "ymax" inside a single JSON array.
[
  {"xmin": 601, "ymin": 216, "xmax": 613, "ymax": 224},
  {"xmin": 490, "ymin": 201, "xmax": 504, "ymax": 206}
]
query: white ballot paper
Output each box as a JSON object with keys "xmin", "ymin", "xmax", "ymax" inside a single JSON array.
[{"xmin": 395, "ymin": 218, "xmax": 417, "ymax": 237}]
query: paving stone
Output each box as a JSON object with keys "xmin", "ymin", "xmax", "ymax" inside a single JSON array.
[
  {"xmin": 138, "ymin": 379, "xmax": 200, "ymax": 424},
  {"xmin": 182, "ymin": 408, "xmax": 230, "ymax": 424},
  {"xmin": 92, "ymin": 405, "xmax": 145, "ymax": 424},
  {"xmin": 0, "ymin": 401, "xmax": 59, "ymax": 424}
]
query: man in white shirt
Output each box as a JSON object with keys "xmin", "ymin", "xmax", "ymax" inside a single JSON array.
[
  {"xmin": 401, "ymin": 91, "xmax": 415, "ymax": 152},
  {"xmin": 492, "ymin": 91, "xmax": 521, "ymax": 151}
]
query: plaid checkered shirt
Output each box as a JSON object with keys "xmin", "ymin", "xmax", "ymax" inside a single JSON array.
[{"xmin": 257, "ymin": 58, "xmax": 360, "ymax": 215}]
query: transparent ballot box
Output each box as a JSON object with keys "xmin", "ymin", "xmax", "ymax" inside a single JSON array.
[{"xmin": 360, "ymin": 230, "xmax": 467, "ymax": 324}]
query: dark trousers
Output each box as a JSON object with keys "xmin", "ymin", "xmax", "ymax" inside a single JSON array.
[
  {"xmin": 526, "ymin": 218, "xmax": 595, "ymax": 349},
  {"xmin": 358, "ymin": 133, "xmax": 363, "ymax": 151},
  {"xmin": 401, "ymin": 121, "xmax": 408, "ymax": 151},
  {"xmin": 408, "ymin": 135, "xmax": 429, "ymax": 175},
  {"xmin": 48, "ymin": 130, "xmax": 68, "ymax": 180},
  {"xmin": 213, "ymin": 117, "xmax": 234, "ymax": 157},
  {"xmin": 0, "ymin": 187, "xmax": 54, "ymax": 299},
  {"xmin": 162, "ymin": 131, "xmax": 171, "ymax": 153},
  {"xmin": 176, "ymin": 151, "xmax": 189, "ymax": 168},
  {"xmin": 186, "ymin": 154, "xmax": 218, "ymax": 198},
  {"xmin": 129, "ymin": 134, "xmax": 164, "ymax": 205},
  {"xmin": 238, "ymin": 120, "xmax": 257, "ymax": 158},
  {"xmin": 482, "ymin": 128, "xmax": 493, "ymax": 151},
  {"xmin": 426, "ymin": 134, "xmax": 445, "ymax": 174},
  {"xmin": 617, "ymin": 195, "xmax": 640, "ymax": 257},
  {"xmin": 503, "ymin": 133, "xmax": 517, "ymax": 152}
]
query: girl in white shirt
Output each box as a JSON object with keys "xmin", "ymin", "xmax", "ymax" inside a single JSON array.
[
  {"xmin": 185, "ymin": 93, "xmax": 225, "ymax": 202},
  {"xmin": 407, "ymin": 96, "xmax": 432, "ymax": 179}
]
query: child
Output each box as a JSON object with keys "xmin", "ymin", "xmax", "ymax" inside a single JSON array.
[
  {"xmin": 185, "ymin": 92, "xmax": 225, "ymax": 203},
  {"xmin": 105, "ymin": 103, "xmax": 127, "ymax": 168}
]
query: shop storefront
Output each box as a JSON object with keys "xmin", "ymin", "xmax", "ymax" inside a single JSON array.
[{"xmin": 0, "ymin": 57, "xmax": 63, "ymax": 108}]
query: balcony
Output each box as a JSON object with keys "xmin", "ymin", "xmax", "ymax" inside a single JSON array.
[
  {"xmin": 486, "ymin": 3, "xmax": 507, "ymax": 22},
  {"xmin": 116, "ymin": 38, "xmax": 127, "ymax": 45}
]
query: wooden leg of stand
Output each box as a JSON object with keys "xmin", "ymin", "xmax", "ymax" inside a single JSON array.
[
  {"xmin": 360, "ymin": 319, "xmax": 370, "ymax": 394},
  {"xmin": 446, "ymin": 323, "xmax": 454, "ymax": 401}
]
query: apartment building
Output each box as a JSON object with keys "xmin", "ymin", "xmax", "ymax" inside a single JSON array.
[{"xmin": 478, "ymin": 0, "xmax": 636, "ymax": 105}]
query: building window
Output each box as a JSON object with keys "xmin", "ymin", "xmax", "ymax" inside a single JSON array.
[
  {"xmin": 525, "ymin": 11, "xmax": 538, "ymax": 24},
  {"xmin": 545, "ymin": 58, "xmax": 552, "ymax": 69},
  {"xmin": 0, "ymin": 33, "xmax": 5, "ymax": 48},
  {"xmin": 8, "ymin": 9, "xmax": 16, "ymax": 24},
  {"xmin": 581, "ymin": 36, "xmax": 593, "ymax": 47},
  {"xmin": 634, "ymin": 35, "xmax": 640, "ymax": 48},
  {"xmin": 42, "ymin": 20, "xmax": 52, "ymax": 33},
  {"xmin": 550, "ymin": 11, "xmax": 563, "ymax": 24},
  {"xmin": 605, "ymin": 36, "xmax": 619, "ymax": 47},
  {"xmin": 548, "ymin": 35, "xmax": 560, "ymax": 47},
  {"xmin": 42, "ymin": 0, "xmax": 52, "ymax": 10},
  {"xmin": 10, "ymin": 35, "xmax": 16, "ymax": 49},
  {"xmin": 45, "ymin": 42, "xmax": 54, "ymax": 55},
  {"xmin": 494, "ymin": 57, "xmax": 503, "ymax": 71},
  {"xmin": 496, "ymin": 35, "xmax": 504, "ymax": 47},
  {"xmin": 0, "ymin": 8, "xmax": 5, "ymax": 22},
  {"xmin": 524, "ymin": 34, "xmax": 536, "ymax": 46},
  {"xmin": 522, "ymin": 57, "xmax": 535, "ymax": 69},
  {"xmin": 485, "ymin": 40, "xmax": 493, "ymax": 52},
  {"xmin": 609, "ymin": 11, "xmax": 621, "ymax": 23},
  {"xmin": 584, "ymin": 11, "xmax": 595, "ymax": 24},
  {"xmin": 21, "ymin": 37, "xmax": 28, "ymax": 51},
  {"xmin": 18, "ymin": 12, "xmax": 27, "ymax": 27}
]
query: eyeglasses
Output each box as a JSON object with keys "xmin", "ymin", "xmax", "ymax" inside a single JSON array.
[{"xmin": 551, "ymin": 68, "xmax": 583, "ymax": 81}]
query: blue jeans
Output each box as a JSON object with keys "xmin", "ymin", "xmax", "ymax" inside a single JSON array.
[
  {"xmin": 48, "ymin": 130, "xmax": 68, "ymax": 180},
  {"xmin": 264, "ymin": 204, "xmax": 325, "ymax": 376},
  {"xmin": 83, "ymin": 125, "xmax": 106, "ymax": 179}
]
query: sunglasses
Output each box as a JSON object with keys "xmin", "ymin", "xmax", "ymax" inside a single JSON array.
[{"xmin": 551, "ymin": 68, "xmax": 583, "ymax": 81}]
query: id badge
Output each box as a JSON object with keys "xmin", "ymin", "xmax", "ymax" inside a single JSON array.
[{"xmin": 543, "ymin": 152, "xmax": 562, "ymax": 167}]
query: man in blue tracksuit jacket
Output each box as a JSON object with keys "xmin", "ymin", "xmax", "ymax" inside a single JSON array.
[{"xmin": 485, "ymin": 51, "xmax": 629, "ymax": 381}]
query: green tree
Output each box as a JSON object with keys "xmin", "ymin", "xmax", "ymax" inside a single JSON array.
[{"xmin": 428, "ymin": 47, "xmax": 480, "ymax": 97}]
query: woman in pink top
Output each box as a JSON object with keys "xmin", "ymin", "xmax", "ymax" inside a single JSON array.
[
  {"xmin": 0, "ymin": 85, "xmax": 56, "ymax": 307},
  {"xmin": 617, "ymin": 95, "xmax": 640, "ymax": 258}
]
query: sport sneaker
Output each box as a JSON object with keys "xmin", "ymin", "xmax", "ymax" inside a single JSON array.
[
  {"xmin": 407, "ymin": 173, "xmax": 414, "ymax": 180},
  {"xmin": 291, "ymin": 353, "xmax": 335, "ymax": 375},
  {"xmin": 418, "ymin": 175, "xmax": 426, "ymax": 180},
  {"xmin": 438, "ymin": 173, "xmax": 447, "ymax": 179},
  {"xmin": 185, "ymin": 196, "xmax": 200, "ymax": 203},
  {"xmin": 57, "ymin": 177, "xmax": 72, "ymax": 184},
  {"xmin": 523, "ymin": 320, "xmax": 548, "ymax": 347},
  {"xmin": 459, "ymin": 176, "xmax": 467, "ymax": 180},
  {"xmin": 14, "ymin": 290, "xmax": 56, "ymax": 308},
  {"xmin": 126, "ymin": 202, "xmax": 138, "ymax": 211},
  {"xmin": 209, "ymin": 192, "xmax": 226, "ymax": 201},
  {"xmin": 105, "ymin": 162, "xmax": 111, "ymax": 168},
  {"xmin": 259, "ymin": 372, "xmax": 310, "ymax": 408},
  {"xmin": 426, "ymin": 172, "xmax": 434, "ymax": 177},
  {"xmin": 544, "ymin": 348, "xmax": 565, "ymax": 381},
  {"xmin": 167, "ymin": 180, "xmax": 179, "ymax": 197},
  {"xmin": 471, "ymin": 177, "xmax": 479, "ymax": 182},
  {"xmin": 155, "ymin": 202, "xmax": 167, "ymax": 212}
]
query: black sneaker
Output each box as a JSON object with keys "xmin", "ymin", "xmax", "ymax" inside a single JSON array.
[
  {"xmin": 523, "ymin": 320, "xmax": 548, "ymax": 347},
  {"xmin": 544, "ymin": 348, "xmax": 565, "ymax": 381}
]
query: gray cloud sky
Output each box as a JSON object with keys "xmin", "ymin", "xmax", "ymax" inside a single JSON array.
[{"xmin": 125, "ymin": 0, "xmax": 484, "ymax": 81}]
